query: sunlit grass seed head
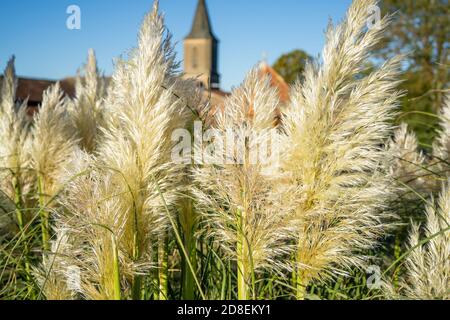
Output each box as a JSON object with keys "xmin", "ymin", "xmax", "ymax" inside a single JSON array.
[
  {"xmin": 98, "ymin": 0, "xmax": 192, "ymax": 249},
  {"xmin": 278, "ymin": 0, "xmax": 403, "ymax": 291},
  {"xmin": 69, "ymin": 49, "xmax": 106, "ymax": 153},
  {"xmin": 0, "ymin": 57, "xmax": 33, "ymax": 204},
  {"xmin": 388, "ymin": 123, "xmax": 436, "ymax": 196},
  {"xmin": 194, "ymin": 69, "xmax": 294, "ymax": 290},
  {"xmin": 0, "ymin": 57, "xmax": 17, "ymax": 113},
  {"xmin": 31, "ymin": 82, "xmax": 78, "ymax": 202}
]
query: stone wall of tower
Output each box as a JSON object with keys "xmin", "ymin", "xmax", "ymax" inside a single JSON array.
[{"xmin": 184, "ymin": 38, "xmax": 219, "ymax": 89}]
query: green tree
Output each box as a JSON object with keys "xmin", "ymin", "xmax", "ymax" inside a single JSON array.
[
  {"xmin": 376, "ymin": 0, "xmax": 450, "ymax": 147},
  {"xmin": 272, "ymin": 49, "xmax": 312, "ymax": 85}
]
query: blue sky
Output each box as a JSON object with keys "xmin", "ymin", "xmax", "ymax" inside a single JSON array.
[{"xmin": 0, "ymin": 0, "xmax": 352, "ymax": 91}]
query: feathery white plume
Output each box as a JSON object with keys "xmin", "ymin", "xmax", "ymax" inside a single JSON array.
[
  {"xmin": 388, "ymin": 123, "xmax": 436, "ymax": 197},
  {"xmin": 31, "ymin": 82, "xmax": 78, "ymax": 202},
  {"xmin": 69, "ymin": 49, "xmax": 106, "ymax": 152},
  {"xmin": 432, "ymin": 95, "xmax": 450, "ymax": 178},
  {"xmin": 0, "ymin": 57, "xmax": 33, "ymax": 229},
  {"xmin": 386, "ymin": 182, "xmax": 450, "ymax": 300},
  {"xmin": 279, "ymin": 0, "xmax": 402, "ymax": 296},
  {"xmin": 194, "ymin": 69, "xmax": 293, "ymax": 299}
]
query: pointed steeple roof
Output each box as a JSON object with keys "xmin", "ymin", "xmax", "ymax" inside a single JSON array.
[{"xmin": 186, "ymin": 0, "xmax": 217, "ymax": 40}]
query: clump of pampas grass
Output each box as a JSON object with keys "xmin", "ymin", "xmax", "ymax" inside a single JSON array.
[
  {"xmin": 194, "ymin": 69, "xmax": 293, "ymax": 300},
  {"xmin": 53, "ymin": 158, "xmax": 126, "ymax": 300},
  {"xmin": 387, "ymin": 95, "xmax": 450, "ymax": 199},
  {"xmin": 385, "ymin": 181, "xmax": 450, "ymax": 300},
  {"xmin": 98, "ymin": 0, "xmax": 193, "ymax": 299},
  {"xmin": 42, "ymin": 1, "xmax": 195, "ymax": 300},
  {"xmin": 278, "ymin": 0, "xmax": 403, "ymax": 299}
]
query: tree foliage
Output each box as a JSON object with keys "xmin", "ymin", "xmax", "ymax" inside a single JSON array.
[
  {"xmin": 272, "ymin": 49, "xmax": 312, "ymax": 85},
  {"xmin": 376, "ymin": 0, "xmax": 450, "ymax": 147}
]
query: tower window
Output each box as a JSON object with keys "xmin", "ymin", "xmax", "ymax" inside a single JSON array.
[{"xmin": 192, "ymin": 47, "xmax": 198, "ymax": 69}]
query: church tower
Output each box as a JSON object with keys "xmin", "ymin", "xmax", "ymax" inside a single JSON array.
[{"xmin": 184, "ymin": 0, "xmax": 220, "ymax": 89}]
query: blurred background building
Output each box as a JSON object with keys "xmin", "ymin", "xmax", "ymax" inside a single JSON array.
[{"xmin": 6, "ymin": 0, "xmax": 290, "ymax": 115}]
